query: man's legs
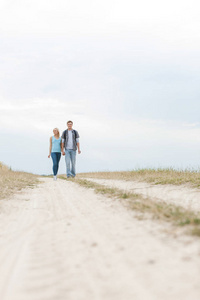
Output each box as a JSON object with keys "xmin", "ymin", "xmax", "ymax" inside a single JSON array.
[
  {"xmin": 71, "ymin": 150, "xmax": 76, "ymax": 177},
  {"xmin": 65, "ymin": 150, "xmax": 72, "ymax": 177},
  {"xmin": 65, "ymin": 150, "xmax": 77, "ymax": 177}
]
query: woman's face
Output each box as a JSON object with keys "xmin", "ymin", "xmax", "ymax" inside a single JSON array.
[{"xmin": 53, "ymin": 129, "xmax": 58, "ymax": 135}]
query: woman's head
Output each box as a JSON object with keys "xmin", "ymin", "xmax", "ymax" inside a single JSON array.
[{"xmin": 53, "ymin": 128, "xmax": 60, "ymax": 137}]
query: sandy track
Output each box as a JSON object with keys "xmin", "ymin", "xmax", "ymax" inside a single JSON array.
[
  {"xmin": 83, "ymin": 178, "xmax": 200, "ymax": 211},
  {"xmin": 0, "ymin": 178, "xmax": 200, "ymax": 300}
]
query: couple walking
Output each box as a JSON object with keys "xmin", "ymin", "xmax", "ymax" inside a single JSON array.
[{"xmin": 48, "ymin": 120, "xmax": 81, "ymax": 180}]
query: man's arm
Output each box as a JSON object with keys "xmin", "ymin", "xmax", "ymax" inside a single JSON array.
[
  {"xmin": 76, "ymin": 140, "xmax": 81, "ymax": 154},
  {"xmin": 61, "ymin": 142, "xmax": 65, "ymax": 155},
  {"xmin": 75, "ymin": 131, "xmax": 81, "ymax": 154}
]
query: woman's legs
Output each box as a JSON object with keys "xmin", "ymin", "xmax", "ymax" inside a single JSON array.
[
  {"xmin": 51, "ymin": 152, "xmax": 57, "ymax": 175},
  {"xmin": 51, "ymin": 152, "xmax": 61, "ymax": 176},
  {"xmin": 56, "ymin": 152, "xmax": 61, "ymax": 175}
]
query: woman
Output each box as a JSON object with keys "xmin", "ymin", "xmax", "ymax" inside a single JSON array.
[{"xmin": 48, "ymin": 128, "xmax": 62, "ymax": 180}]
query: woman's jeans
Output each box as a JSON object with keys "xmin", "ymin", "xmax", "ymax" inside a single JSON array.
[
  {"xmin": 51, "ymin": 152, "xmax": 61, "ymax": 176},
  {"xmin": 65, "ymin": 149, "xmax": 76, "ymax": 177}
]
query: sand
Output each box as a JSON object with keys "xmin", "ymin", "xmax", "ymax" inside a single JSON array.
[
  {"xmin": 0, "ymin": 177, "xmax": 200, "ymax": 300},
  {"xmin": 83, "ymin": 178, "xmax": 200, "ymax": 211}
]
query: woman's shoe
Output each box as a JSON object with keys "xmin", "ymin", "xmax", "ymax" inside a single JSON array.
[{"xmin": 53, "ymin": 176, "xmax": 57, "ymax": 181}]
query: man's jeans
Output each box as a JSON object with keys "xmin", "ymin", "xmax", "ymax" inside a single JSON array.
[
  {"xmin": 65, "ymin": 149, "xmax": 76, "ymax": 177},
  {"xmin": 51, "ymin": 152, "xmax": 61, "ymax": 176}
]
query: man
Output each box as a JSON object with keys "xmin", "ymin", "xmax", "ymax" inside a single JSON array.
[{"xmin": 61, "ymin": 121, "xmax": 81, "ymax": 178}]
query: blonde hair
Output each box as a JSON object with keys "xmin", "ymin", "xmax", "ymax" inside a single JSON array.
[{"xmin": 53, "ymin": 128, "xmax": 60, "ymax": 137}]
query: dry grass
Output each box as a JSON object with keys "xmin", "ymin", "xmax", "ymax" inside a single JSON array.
[
  {"xmin": 77, "ymin": 168, "xmax": 200, "ymax": 188},
  {"xmin": 64, "ymin": 177, "xmax": 200, "ymax": 237},
  {"xmin": 0, "ymin": 162, "xmax": 39, "ymax": 200}
]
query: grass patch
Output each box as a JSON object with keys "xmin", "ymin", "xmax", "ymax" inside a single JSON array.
[
  {"xmin": 62, "ymin": 177, "xmax": 200, "ymax": 237},
  {"xmin": 0, "ymin": 162, "xmax": 39, "ymax": 200},
  {"xmin": 191, "ymin": 227, "xmax": 200, "ymax": 237},
  {"xmin": 77, "ymin": 168, "xmax": 200, "ymax": 188}
]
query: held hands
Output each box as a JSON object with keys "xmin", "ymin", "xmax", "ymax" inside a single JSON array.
[
  {"xmin": 61, "ymin": 150, "xmax": 81, "ymax": 155},
  {"xmin": 49, "ymin": 151, "xmax": 80, "ymax": 156}
]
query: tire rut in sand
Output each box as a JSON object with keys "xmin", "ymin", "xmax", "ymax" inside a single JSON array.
[{"xmin": 0, "ymin": 178, "xmax": 200, "ymax": 300}]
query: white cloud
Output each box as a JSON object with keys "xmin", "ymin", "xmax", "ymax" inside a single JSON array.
[
  {"xmin": 1, "ymin": 0, "xmax": 200, "ymax": 173},
  {"xmin": 1, "ymin": 94, "xmax": 200, "ymax": 173},
  {"xmin": 0, "ymin": 0, "xmax": 200, "ymax": 48},
  {"xmin": 0, "ymin": 97, "xmax": 86, "ymax": 134},
  {"xmin": 1, "ymin": 95, "xmax": 200, "ymax": 143}
]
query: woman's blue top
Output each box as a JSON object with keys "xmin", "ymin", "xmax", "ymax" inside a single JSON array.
[{"xmin": 51, "ymin": 136, "xmax": 61, "ymax": 153}]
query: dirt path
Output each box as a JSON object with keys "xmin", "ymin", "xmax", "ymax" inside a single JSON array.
[
  {"xmin": 0, "ymin": 178, "xmax": 200, "ymax": 300},
  {"xmin": 83, "ymin": 178, "xmax": 200, "ymax": 211}
]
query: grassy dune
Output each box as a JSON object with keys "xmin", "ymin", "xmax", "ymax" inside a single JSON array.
[
  {"xmin": 77, "ymin": 168, "xmax": 200, "ymax": 187},
  {"xmin": 69, "ymin": 177, "xmax": 200, "ymax": 237},
  {"xmin": 74, "ymin": 168, "xmax": 200, "ymax": 237},
  {"xmin": 0, "ymin": 162, "xmax": 39, "ymax": 200}
]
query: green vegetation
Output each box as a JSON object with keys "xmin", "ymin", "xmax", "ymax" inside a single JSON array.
[
  {"xmin": 0, "ymin": 162, "xmax": 39, "ymax": 200},
  {"xmin": 61, "ymin": 176, "xmax": 200, "ymax": 237},
  {"xmin": 77, "ymin": 168, "xmax": 200, "ymax": 187}
]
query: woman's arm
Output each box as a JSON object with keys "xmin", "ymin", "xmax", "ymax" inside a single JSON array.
[{"xmin": 48, "ymin": 137, "xmax": 52, "ymax": 158}]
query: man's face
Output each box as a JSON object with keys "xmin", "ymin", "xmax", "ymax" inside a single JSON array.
[{"xmin": 67, "ymin": 122, "xmax": 73, "ymax": 130}]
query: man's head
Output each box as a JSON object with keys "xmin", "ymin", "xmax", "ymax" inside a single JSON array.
[{"xmin": 67, "ymin": 120, "xmax": 73, "ymax": 130}]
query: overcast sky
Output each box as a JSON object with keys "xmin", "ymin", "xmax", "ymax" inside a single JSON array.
[{"xmin": 0, "ymin": 0, "xmax": 200, "ymax": 174}]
